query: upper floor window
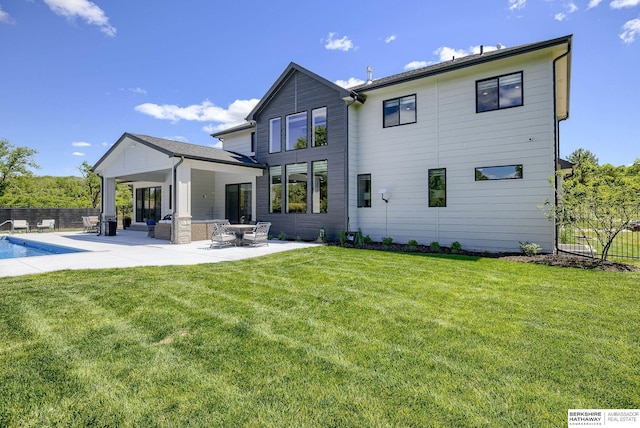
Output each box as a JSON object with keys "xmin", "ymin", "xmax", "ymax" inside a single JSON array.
[
  {"xmin": 250, "ymin": 132, "xmax": 255, "ymax": 153},
  {"xmin": 383, "ymin": 94, "xmax": 416, "ymax": 128},
  {"xmin": 286, "ymin": 112, "xmax": 307, "ymax": 150},
  {"xmin": 269, "ymin": 118, "xmax": 281, "ymax": 153},
  {"xmin": 312, "ymin": 107, "xmax": 327, "ymax": 147},
  {"xmin": 476, "ymin": 72, "xmax": 523, "ymax": 113}
]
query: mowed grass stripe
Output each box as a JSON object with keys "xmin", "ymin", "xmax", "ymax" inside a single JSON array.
[{"xmin": 0, "ymin": 246, "xmax": 638, "ymax": 426}]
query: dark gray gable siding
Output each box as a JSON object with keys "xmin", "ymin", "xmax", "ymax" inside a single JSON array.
[{"xmin": 253, "ymin": 70, "xmax": 349, "ymax": 241}]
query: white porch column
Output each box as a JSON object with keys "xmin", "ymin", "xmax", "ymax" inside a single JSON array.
[
  {"xmin": 172, "ymin": 159, "xmax": 192, "ymax": 244},
  {"xmin": 101, "ymin": 176, "xmax": 117, "ymax": 235}
]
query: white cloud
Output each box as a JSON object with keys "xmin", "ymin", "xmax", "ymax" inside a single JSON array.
[
  {"xmin": 508, "ymin": 0, "xmax": 526, "ymax": 11},
  {"xmin": 588, "ymin": 0, "xmax": 603, "ymax": 9},
  {"xmin": 555, "ymin": 12, "xmax": 567, "ymax": 21},
  {"xmin": 72, "ymin": 151, "xmax": 85, "ymax": 156},
  {"xmin": 334, "ymin": 77, "xmax": 365, "ymax": 88},
  {"xmin": 135, "ymin": 98, "xmax": 260, "ymax": 133},
  {"xmin": 44, "ymin": 0, "xmax": 116, "ymax": 36},
  {"xmin": 0, "ymin": 5, "xmax": 14, "ymax": 24},
  {"xmin": 567, "ymin": 2, "xmax": 579, "ymax": 13},
  {"xmin": 610, "ymin": 0, "xmax": 640, "ymax": 8},
  {"xmin": 404, "ymin": 61, "xmax": 430, "ymax": 71},
  {"xmin": 324, "ymin": 32, "xmax": 354, "ymax": 51},
  {"xmin": 126, "ymin": 87, "xmax": 147, "ymax": 95},
  {"xmin": 620, "ymin": 18, "xmax": 640, "ymax": 43},
  {"xmin": 72, "ymin": 141, "xmax": 91, "ymax": 147},
  {"xmin": 385, "ymin": 34, "xmax": 397, "ymax": 43}
]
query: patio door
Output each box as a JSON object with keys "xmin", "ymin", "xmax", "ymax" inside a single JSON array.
[{"xmin": 225, "ymin": 183, "xmax": 252, "ymax": 224}]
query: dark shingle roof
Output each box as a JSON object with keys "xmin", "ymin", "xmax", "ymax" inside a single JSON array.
[
  {"xmin": 351, "ymin": 35, "xmax": 572, "ymax": 93},
  {"xmin": 93, "ymin": 133, "xmax": 263, "ymax": 171}
]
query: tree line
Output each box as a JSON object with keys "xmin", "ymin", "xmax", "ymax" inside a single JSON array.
[{"xmin": 0, "ymin": 139, "xmax": 132, "ymax": 215}]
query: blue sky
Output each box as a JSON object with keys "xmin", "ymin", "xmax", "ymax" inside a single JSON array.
[{"xmin": 1, "ymin": 0, "xmax": 639, "ymax": 176}]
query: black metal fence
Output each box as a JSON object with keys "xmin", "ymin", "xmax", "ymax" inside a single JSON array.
[
  {"xmin": 557, "ymin": 205, "xmax": 640, "ymax": 260},
  {"xmin": 0, "ymin": 208, "xmax": 100, "ymax": 232}
]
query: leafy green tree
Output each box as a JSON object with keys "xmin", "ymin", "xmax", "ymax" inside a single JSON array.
[
  {"xmin": 547, "ymin": 149, "xmax": 640, "ymax": 261},
  {"xmin": 116, "ymin": 183, "xmax": 133, "ymax": 219},
  {"xmin": 79, "ymin": 161, "xmax": 101, "ymax": 208},
  {"xmin": 0, "ymin": 139, "xmax": 39, "ymax": 197}
]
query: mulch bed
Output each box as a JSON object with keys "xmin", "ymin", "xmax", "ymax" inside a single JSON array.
[{"xmin": 331, "ymin": 241, "xmax": 639, "ymax": 272}]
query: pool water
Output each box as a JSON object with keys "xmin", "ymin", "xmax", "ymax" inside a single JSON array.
[{"xmin": 0, "ymin": 236, "xmax": 86, "ymax": 259}]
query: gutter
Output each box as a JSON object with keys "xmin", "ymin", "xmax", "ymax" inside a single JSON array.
[
  {"xmin": 344, "ymin": 92, "xmax": 363, "ymax": 233},
  {"xmin": 552, "ymin": 38, "xmax": 572, "ymax": 253}
]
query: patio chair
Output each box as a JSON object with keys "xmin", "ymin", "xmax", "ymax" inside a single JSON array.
[
  {"xmin": 242, "ymin": 222, "xmax": 271, "ymax": 247},
  {"xmin": 210, "ymin": 222, "xmax": 236, "ymax": 248},
  {"xmin": 82, "ymin": 216, "xmax": 99, "ymax": 233},
  {"xmin": 11, "ymin": 220, "xmax": 29, "ymax": 233},
  {"xmin": 36, "ymin": 219, "xmax": 55, "ymax": 232}
]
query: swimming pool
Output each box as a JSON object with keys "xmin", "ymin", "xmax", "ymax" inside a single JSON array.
[{"xmin": 0, "ymin": 236, "xmax": 86, "ymax": 259}]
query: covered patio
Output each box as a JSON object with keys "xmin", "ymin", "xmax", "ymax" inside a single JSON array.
[{"xmin": 92, "ymin": 133, "xmax": 264, "ymax": 244}]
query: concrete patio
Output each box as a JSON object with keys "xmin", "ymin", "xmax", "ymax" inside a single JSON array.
[{"xmin": 0, "ymin": 229, "xmax": 318, "ymax": 278}]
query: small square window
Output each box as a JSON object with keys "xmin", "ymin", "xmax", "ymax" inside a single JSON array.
[
  {"xmin": 476, "ymin": 72, "xmax": 523, "ymax": 113},
  {"xmin": 383, "ymin": 94, "xmax": 416, "ymax": 127}
]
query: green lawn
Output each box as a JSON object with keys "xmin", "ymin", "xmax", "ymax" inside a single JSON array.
[{"xmin": 1, "ymin": 246, "xmax": 638, "ymax": 427}]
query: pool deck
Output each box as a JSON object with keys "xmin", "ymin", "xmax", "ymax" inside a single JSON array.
[{"xmin": 0, "ymin": 229, "xmax": 318, "ymax": 278}]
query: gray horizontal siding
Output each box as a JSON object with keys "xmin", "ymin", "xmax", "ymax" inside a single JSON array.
[{"xmin": 254, "ymin": 70, "xmax": 348, "ymax": 241}]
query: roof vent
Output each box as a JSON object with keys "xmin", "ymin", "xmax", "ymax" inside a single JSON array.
[
  {"xmin": 366, "ymin": 66, "xmax": 373, "ymax": 84},
  {"xmin": 497, "ymin": 43, "xmax": 503, "ymax": 50},
  {"xmin": 480, "ymin": 45, "xmax": 484, "ymax": 55}
]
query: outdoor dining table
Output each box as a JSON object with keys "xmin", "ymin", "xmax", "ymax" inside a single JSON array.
[{"xmin": 226, "ymin": 224, "xmax": 256, "ymax": 245}]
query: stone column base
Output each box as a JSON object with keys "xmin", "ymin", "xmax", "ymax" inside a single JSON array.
[{"xmin": 172, "ymin": 216, "xmax": 192, "ymax": 244}]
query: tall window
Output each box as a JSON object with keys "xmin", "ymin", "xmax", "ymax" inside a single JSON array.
[
  {"xmin": 269, "ymin": 166, "xmax": 282, "ymax": 213},
  {"xmin": 312, "ymin": 160, "xmax": 328, "ymax": 213},
  {"xmin": 269, "ymin": 118, "xmax": 281, "ymax": 153},
  {"xmin": 286, "ymin": 163, "xmax": 307, "ymax": 213},
  {"xmin": 135, "ymin": 186, "xmax": 161, "ymax": 222},
  {"xmin": 383, "ymin": 94, "xmax": 416, "ymax": 127},
  {"xmin": 428, "ymin": 169, "xmax": 446, "ymax": 207},
  {"xmin": 312, "ymin": 107, "xmax": 327, "ymax": 147},
  {"xmin": 250, "ymin": 131, "xmax": 256, "ymax": 153},
  {"xmin": 476, "ymin": 72, "xmax": 523, "ymax": 113},
  {"xmin": 357, "ymin": 174, "xmax": 371, "ymax": 207},
  {"xmin": 286, "ymin": 112, "xmax": 307, "ymax": 150}
]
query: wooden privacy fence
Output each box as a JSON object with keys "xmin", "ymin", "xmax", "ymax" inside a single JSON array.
[{"xmin": 0, "ymin": 208, "xmax": 100, "ymax": 232}]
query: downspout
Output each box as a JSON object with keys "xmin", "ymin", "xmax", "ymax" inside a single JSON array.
[
  {"xmin": 552, "ymin": 41, "xmax": 572, "ymax": 253},
  {"xmin": 172, "ymin": 156, "xmax": 184, "ymax": 244},
  {"xmin": 98, "ymin": 174, "xmax": 104, "ymax": 235},
  {"xmin": 345, "ymin": 92, "xmax": 360, "ymax": 233}
]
